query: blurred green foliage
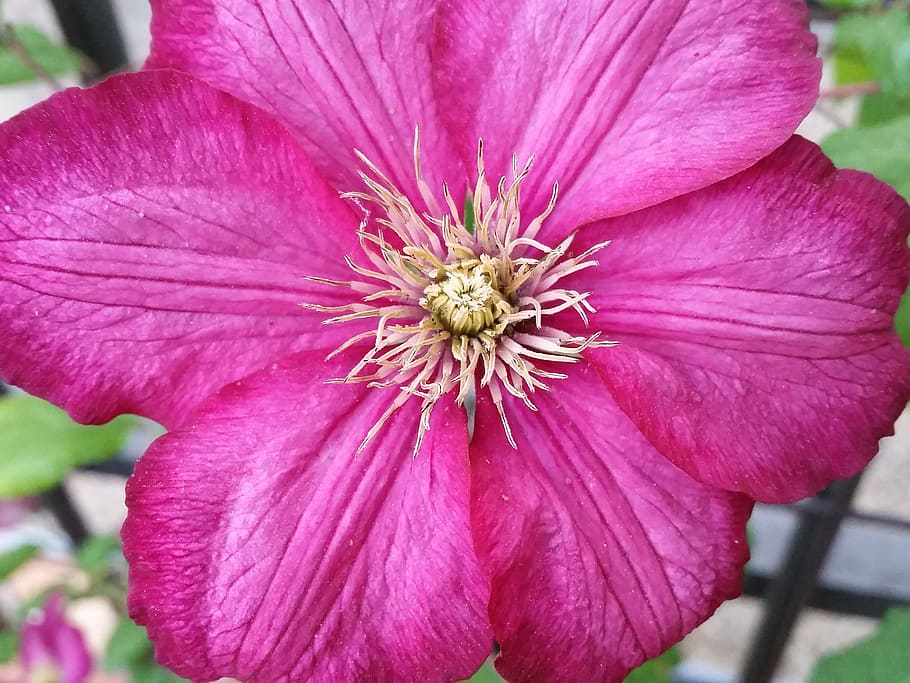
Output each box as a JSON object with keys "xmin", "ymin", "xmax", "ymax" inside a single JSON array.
[
  {"xmin": 0, "ymin": 630, "xmax": 16, "ymax": 663},
  {"xmin": 820, "ymin": 0, "xmax": 876, "ymax": 9},
  {"xmin": 0, "ymin": 393, "xmax": 134, "ymax": 496},
  {"xmin": 462, "ymin": 648, "xmax": 679, "ymax": 682},
  {"xmin": 463, "ymin": 661, "xmax": 503, "ymax": 682},
  {"xmin": 817, "ymin": 5, "xmax": 910, "ymax": 674},
  {"xmin": 0, "ymin": 24, "xmax": 80, "ymax": 85},
  {"xmin": 809, "ymin": 607, "xmax": 910, "ymax": 682},
  {"xmin": 834, "ymin": 9, "xmax": 910, "ymax": 93},
  {"xmin": 0, "ymin": 544, "xmax": 37, "ymax": 581},
  {"xmin": 825, "ymin": 3, "xmax": 910, "ymax": 348},
  {"xmin": 625, "ymin": 647, "xmax": 681, "ymax": 682},
  {"xmin": 822, "ymin": 116, "xmax": 910, "ymax": 198}
]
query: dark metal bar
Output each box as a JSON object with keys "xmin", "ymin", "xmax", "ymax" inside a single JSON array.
[
  {"xmin": 40, "ymin": 484, "xmax": 89, "ymax": 546},
  {"xmin": 742, "ymin": 574, "xmax": 905, "ymax": 619},
  {"xmin": 796, "ymin": 500, "xmax": 910, "ymax": 532},
  {"xmin": 49, "ymin": 0, "xmax": 129, "ymax": 80},
  {"xmin": 82, "ymin": 454, "xmax": 137, "ymax": 477},
  {"xmin": 740, "ymin": 475, "xmax": 864, "ymax": 683}
]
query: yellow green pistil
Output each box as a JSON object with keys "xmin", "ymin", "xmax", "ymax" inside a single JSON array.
[
  {"xmin": 302, "ymin": 133, "xmax": 615, "ymax": 454},
  {"xmin": 422, "ymin": 259, "xmax": 512, "ymax": 337}
]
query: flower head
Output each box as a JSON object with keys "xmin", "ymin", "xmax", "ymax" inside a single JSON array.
[
  {"xmin": 308, "ymin": 140, "xmax": 614, "ymax": 451},
  {"xmin": 0, "ymin": 1, "xmax": 908, "ymax": 682},
  {"xmin": 20, "ymin": 593, "xmax": 92, "ymax": 683}
]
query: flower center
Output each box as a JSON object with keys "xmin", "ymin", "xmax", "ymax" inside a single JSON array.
[
  {"xmin": 421, "ymin": 258, "xmax": 512, "ymax": 337},
  {"xmin": 303, "ymin": 133, "xmax": 614, "ymax": 453}
]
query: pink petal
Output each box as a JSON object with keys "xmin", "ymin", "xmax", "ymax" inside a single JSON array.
[
  {"xmin": 123, "ymin": 350, "xmax": 492, "ymax": 683},
  {"xmin": 470, "ymin": 364, "xmax": 752, "ymax": 683},
  {"xmin": 21, "ymin": 593, "xmax": 92, "ymax": 683},
  {"xmin": 0, "ymin": 70, "xmax": 360, "ymax": 429},
  {"xmin": 434, "ymin": 0, "xmax": 820, "ymax": 232},
  {"xmin": 148, "ymin": 0, "xmax": 464, "ymax": 201},
  {"xmin": 571, "ymin": 136, "xmax": 910, "ymax": 502}
]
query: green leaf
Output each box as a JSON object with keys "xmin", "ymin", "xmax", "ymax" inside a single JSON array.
[
  {"xmin": 821, "ymin": 114, "xmax": 910, "ymax": 201},
  {"xmin": 834, "ymin": 20, "xmax": 877, "ymax": 86},
  {"xmin": 834, "ymin": 10, "xmax": 910, "ymax": 94},
  {"xmin": 625, "ymin": 647, "xmax": 681, "ymax": 683},
  {"xmin": 0, "ymin": 394, "xmax": 134, "ymax": 497},
  {"xmin": 809, "ymin": 608, "xmax": 910, "ymax": 683},
  {"xmin": 460, "ymin": 649, "xmax": 680, "ymax": 683},
  {"xmin": 0, "ymin": 24, "xmax": 81, "ymax": 85},
  {"xmin": 0, "ymin": 630, "xmax": 18, "ymax": 664},
  {"xmin": 127, "ymin": 662, "xmax": 187, "ymax": 683},
  {"xmin": 461, "ymin": 660, "xmax": 503, "ymax": 682},
  {"xmin": 104, "ymin": 617, "xmax": 153, "ymax": 670},
  {"xmin": 76, "ymin": 534, "xmax": 121, "ymax": 573},
  {"xmin": 895, "ymin": 285, "xmax": 910, "ymax": 348},
  {"xmin": 819, "ymin": 0, "xmax": 874, "ymax": 9},
  {"xmin": 859, "ymin": 92, "xmax": 910, "ymax": 126},
  {"xmin": 104, "ymin": 619, "xmax": 188, "ymax": 681},
  {"xmin": 0, "ymin": 544, "xmax": 38, "ymax": 581}
]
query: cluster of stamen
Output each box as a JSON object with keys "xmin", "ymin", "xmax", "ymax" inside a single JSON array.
[{"xmin": 302, "ymin": 133, "xmax": 614, "ymax": 454}]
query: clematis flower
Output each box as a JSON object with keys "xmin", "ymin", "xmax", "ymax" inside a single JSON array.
[
  {"xmin": 20, "ymin": 593, "xmax": 92, "ymax": 683},
  {"xmin": 0, "ymin": 1, "xmax": 907, "ymax": 681}
]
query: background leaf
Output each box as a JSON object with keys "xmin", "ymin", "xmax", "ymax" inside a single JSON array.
[
  {"xmin": 76, "ymin": 535, "xmax": 121, "ymax": 573},
  {"xmin": 819, "ymin": 0, "xmax": 875, "ymax": 9},
  {"xmin": 0, "ymin": 24, "xmax": 81, "ymax": 85},
  {"xmin": 895, "ymin": 287, "xmax": 910, "ymax": 347},
  {"xmin": 459, "ymin": 648, "xmax": 679, "ymax": 682},
  {"xmin": 625, "ymin": 647, "xmax": 680, "ymax": 683},
  {"xmin": 821, "ymin": 114, "xmax": 910, "ymax": 200},
  {"xmin": 858, "ymin": 91, "xmax": 910, "ymax": 126},
  {"xmin": 809, "ymin": 608, "xmax": 910, "ymax": 683},
  {"xmin": 104, "ymin": 617, "xmax": 153, "ymax": 670},
  {"xmin": 834, "ymin": 10, "xmax": 910, "ymax": 97},
  {"xmin": 462, "ymin": 660, "xmax": 504, "ymax": 682},
  {"xmin": 0, "ymin": 631, "xmax": 18, "ymax": 664},
  {"xmin": 105, "ymin": 617, "xmax": 187, "ymax": 681},
  {"xmin": 0, "ymin": 394, "xmax": 134, "ymax": 497},
  {"xmin": 0, "ymin": 544, "xmax": 38, "ymax": 581}
]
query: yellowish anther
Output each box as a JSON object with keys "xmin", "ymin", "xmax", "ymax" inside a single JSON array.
[
  {"xmin": 420, "ymin": 259, "xmax": 513, "ymax": 337},
  {"xmin": 303, "ymin": 130, "xmax": 617, "ymax": 455}
]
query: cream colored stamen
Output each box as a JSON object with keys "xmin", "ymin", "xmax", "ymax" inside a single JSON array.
[{"xmin": 302, "ymin": 130, "xmax": 615, "ymax": 454}]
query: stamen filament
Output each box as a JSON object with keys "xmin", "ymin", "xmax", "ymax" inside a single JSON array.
[{"xmin": 301, "ymin": 132, "xmax": 616, "ymax": 453}]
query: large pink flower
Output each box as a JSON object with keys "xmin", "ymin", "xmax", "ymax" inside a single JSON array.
[{"xmin": 0, "ymin": 1, "xmax": 907, "ymax": 681}]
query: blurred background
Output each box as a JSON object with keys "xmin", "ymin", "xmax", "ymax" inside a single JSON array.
[{"xmin": 0, "ymin": 1, "xmax": 908, "ymax": 681}]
